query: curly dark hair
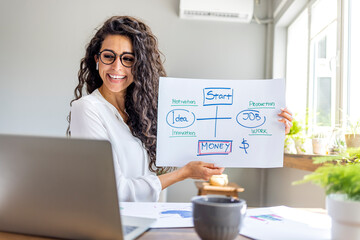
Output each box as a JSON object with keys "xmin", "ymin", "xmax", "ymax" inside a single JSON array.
[{"xmin": 67, "ymin": 16, "xmax": 166, "ymax": 173}]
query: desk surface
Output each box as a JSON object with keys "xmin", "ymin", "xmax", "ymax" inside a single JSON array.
[
  {"xmin": 0, "ymin": 228, "xmax": 250, "ymax": 240},
  {"xmin": 0, "ymin": 208, "xmax": 326, "ymax": 240}
]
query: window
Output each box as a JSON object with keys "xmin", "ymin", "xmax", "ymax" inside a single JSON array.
[
  {"xmin": 285, "ymin": 0, "xmax": 359, "ymax": 133},
  {"xmin": 309, "ymin": 0, "xmax": 337, "ymax": 129},
  {"xmin": 286, "ymin": 9, "xmax": 308, "ymax": 126},
  {"xmin": 346, "ymin": 0, "xmax": 360, "ymax": 121}
]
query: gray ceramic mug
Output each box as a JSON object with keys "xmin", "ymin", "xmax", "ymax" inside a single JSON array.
[{"xmin": 192, "ymin": 196, "xmax": 247, "ymax": 240}]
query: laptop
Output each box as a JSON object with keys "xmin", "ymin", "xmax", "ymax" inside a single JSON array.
[{"xmin": 0, "ymin": 134, "xmax": 156, "ymax": 240}]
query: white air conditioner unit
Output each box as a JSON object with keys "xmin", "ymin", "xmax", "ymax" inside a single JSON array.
[{"xmin": 179, "ymin": 0, "xmax": 254, "ymax": 23}]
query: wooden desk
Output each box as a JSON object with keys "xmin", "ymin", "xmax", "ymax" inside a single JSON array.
[
  {"xmin": 137, "ymin": 228, "xmax": 249, "ymax": 240},
  {"xmin": 195, "ymin": 181, "xmax": 245, "ymax": 199},
  {"xmin": 0, "ymin": 228, "xmax": 250, "ymax": 240}
]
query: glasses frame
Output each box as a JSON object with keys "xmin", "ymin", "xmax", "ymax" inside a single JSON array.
[{"xmin": 97, "ymin": 49, "xmax": 135, "ymax": 68}]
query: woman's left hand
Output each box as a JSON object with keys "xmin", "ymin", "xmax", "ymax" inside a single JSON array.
[{"xmin": 278, "ymin": 107, "xmax": 293, "ymax": 134}]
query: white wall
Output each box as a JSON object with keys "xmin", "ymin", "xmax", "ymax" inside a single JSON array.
[
  {"xmin": 0, "ymin": 0, "xmax": 268, "ymax": 136},
  {"xmin": 0, "ymin": 0, "xmax": 280, "ymax": 206},
  {"xmin": 265, "ymin": 168, "xmax": 326, "ymax": 208}
]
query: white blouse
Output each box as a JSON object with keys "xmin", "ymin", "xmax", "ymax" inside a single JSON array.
[{"xmin": 69, "ymin": 89, "xmax": 162, "ymax": 202}]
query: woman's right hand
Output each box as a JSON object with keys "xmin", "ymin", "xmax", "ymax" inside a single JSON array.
[
  {"xmin": 179, "ymin": 161, "xmax": 224, "ymax": 181},
  {"xmin": 158, "ymin": 161, "xmax": 224, "ymax": 190}
]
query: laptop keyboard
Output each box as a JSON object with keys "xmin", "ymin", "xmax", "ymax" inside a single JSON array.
[{"xmin": 123, "ymin": 225, "xmax": 138, "ymax": 235}]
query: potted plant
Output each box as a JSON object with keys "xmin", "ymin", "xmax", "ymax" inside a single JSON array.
[
  {"xmin": 327, "ymin": 127, "xmax": 346, "ymax": 155},
  {"xmin": 284, "ymin": 136, "xmax": 296, "ymax": 153},
  {"xmin": 311, "ymin": 132, "xmax": 328, "ymax": 155},
  {"xmin": 294, "ymin": 148, "xmax": 360, "ymax": 239},
  {"xmin": 284, "ymin": 118, "xmax": 307, "ymax": 154},
  {"xmin": 345, "ymin": 118, "xmax": 360, "ymax": 148},
  {"xmin": 293, "ymin": 134, "xmax": 308, "ymax": 154}
]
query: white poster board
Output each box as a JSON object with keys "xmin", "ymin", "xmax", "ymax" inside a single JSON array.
[{"xmin": 156, "ymin": 77, "xmax": 285, "ymax": 168}]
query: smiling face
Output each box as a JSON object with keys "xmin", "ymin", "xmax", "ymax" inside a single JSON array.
[{"xmin": 96, "ymin": 35, "xmax": 135, "ymax": 96}]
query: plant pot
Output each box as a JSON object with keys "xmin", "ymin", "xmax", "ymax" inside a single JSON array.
[
  {"xmin": 345, "ymin": 134, "xmax": 360, "ymax": 148},
  {"xmin": 312, "ymin": 138, "xmax": 327, "ymax": 155},
  {"xmin": 284, "ymin": 137, "xmax": 296, "ymax": 154},
  {"xmin": 294, "ymin": 138, "xmax": 307, "ymax": 154},
  {"xmin": 327, "ymin": 194, "xmax": 360, "ymax": 239}
]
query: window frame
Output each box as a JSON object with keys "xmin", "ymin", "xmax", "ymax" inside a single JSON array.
[{"xmin": 273, "ymin": 0, "xmax": 351, "ymax": 135}]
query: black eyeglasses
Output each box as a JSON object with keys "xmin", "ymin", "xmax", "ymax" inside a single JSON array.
[{"xmin": 98, "ymin": 49, "xmax": 135, "ymax": 68}]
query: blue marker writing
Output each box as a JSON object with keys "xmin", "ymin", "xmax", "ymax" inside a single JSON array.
[
  {"xmin": 198, "ymin": 140, "xmax": 233, "ymax": 156},
  {"xmin": 166, "ymin": 109, "xmax": 195, "ymax": 128},
  {"xmin": 239, "ymin": 138, "xmax": 249, "ymax": 154},
  {"xmin": 203, "ymin": 88, "xmax": 234, "ymax": 106},
  {"xmin": 236, "ymin": 109, "xmax": 266, "ymax": 128}
]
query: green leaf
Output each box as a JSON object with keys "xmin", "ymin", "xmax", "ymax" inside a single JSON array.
[{"xmin": 294, "ymin": 164, "xmax": 360, "ymax": 201}]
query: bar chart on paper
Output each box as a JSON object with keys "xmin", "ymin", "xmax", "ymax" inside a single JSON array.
[
  {"xmin": 120, "ymin": 202, "xmax": 193, "ymax": 228},
  {"xmin": 156, "ymin": 77, "xmax": 286, "ymax": 168}
]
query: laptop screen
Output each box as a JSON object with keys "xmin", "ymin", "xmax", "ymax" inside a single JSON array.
[{"xmin": 0, "ymin": 134, "xmax": 124, "ymax": 240}]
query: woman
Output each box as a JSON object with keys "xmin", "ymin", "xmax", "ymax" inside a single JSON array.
[{"xmin": 68, "ymin": 16, "xmax": 293, "ymax": 202}]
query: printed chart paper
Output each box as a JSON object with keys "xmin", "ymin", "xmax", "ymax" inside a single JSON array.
[
  {"xmin": 120, "ymin": 202, "xmax": 193, "ymax": 228},
  {"xmin": 120, "ymin": 202, "xmax": 331, "ymax": 238},
  {"xmin": 156, "ymin": 77, "xmax": 286, "ymax": 167},
  {"xmin": 240, "ymin": 206, "xmax": 331, "ymax": 240}
]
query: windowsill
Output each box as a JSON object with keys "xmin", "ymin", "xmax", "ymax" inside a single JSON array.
[{"xmin": 283, "ymin": 153, "xmax": 328, "ymax": 172}]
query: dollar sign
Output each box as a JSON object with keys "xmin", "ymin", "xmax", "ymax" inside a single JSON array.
[{"xmin": 239, "ymin": 138, "xmax": 249, "ymax": 154}]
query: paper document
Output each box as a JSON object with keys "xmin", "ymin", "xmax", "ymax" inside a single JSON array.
[
  {"xmin": 156, "ymin": 77, "xmax": 286, "ymax": 168},
  {"xmin": 240, "ymin": 206, "xmax": 331, "ymax": 240},
  {"xmin": 120, "ymin": 202, "xmax": 193, "ymax": 228},
  {"xmin": 121, "ymin": 202, "xmax": 331, "ymax": 238}
]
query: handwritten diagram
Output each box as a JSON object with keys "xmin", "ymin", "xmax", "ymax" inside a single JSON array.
[{"xmin": 156, "ymin": 77, "xmax": 286, "ymax": 168}]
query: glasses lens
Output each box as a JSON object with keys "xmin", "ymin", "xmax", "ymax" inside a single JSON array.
[
  {"xmin": 100, "ymin": 50, "xmax": 116, "ymax": 65},
  {"xmin": 121, "ymin": 54, "xmax": 135, "ymax": 67}
]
